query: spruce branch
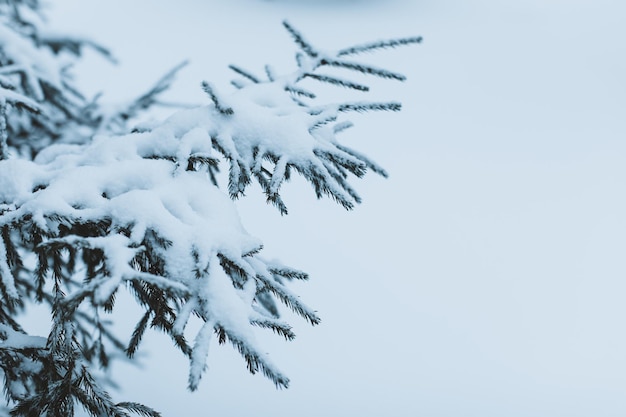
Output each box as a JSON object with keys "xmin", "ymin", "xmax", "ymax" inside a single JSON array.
[
  {"xmin": 252, "ymin": 168, "xmax": 289, "ymax": 215},
  {"xmin": 265, "ymin": 65, "xmax": 276, "ymax": 82},
  {"xmin": 285, "ymin": 85, "xmax": 316, "ymax": 99},
  {"xmin": 116, "ymin": 402, "xmax": 162, "ymax": 417},
  {"xmin": 304, "ymin": 73, "xmax": 370, "ymax": 92},
  {"xmin": 188, "ymin": 319, "xmax": 214, "ymax": 391},
  {"xmin": 117, "ymin": 61, "xmax": 189, "ymax": 121},
  {"xmin": 0, "ymin": 87, "xmax": 42, "ymax": 114},
  {"xmin": 338, "ymin": 36, "xmax": 423, "ymax": 56},
  {"xmin": 256, "ymin": 274, "xmax": 320, "ymax": 326},
  {"xmin": 338, "ymin": 101, "xmax": 402, "ymax": 113},
  {"xmin": 250, "ymin": 317, "xmax": 295, "ymax": 341},
  {"xmin": 201, "ymin": 81, "xmax": 233, "ymax": 115},
  {"xmin": 282, "ymin": 20, "xmax": 318, "ymax": 58},
  {"xmin": 268, "ymin": 266, "xmax": 309, "ymax": 281},
  {"xmin": 0, "ymin": 18, "xmax": 420, "ymax": 411},
  {"xmin": 336, "ymin": 144, "xmax": 389, "ymax": 177},
  {"xmin": 41, "ymin": 35, "xmax": 118, "ymax": 64},
  {"xmin": 215, "ymin": 325, "xmax": 290, "ymax": 389},
  {"xmin": 321, "ymin": 59, "xmax": 407, "ymax": 81},
  {"xmin": 228, "ymin": 64, "xmax": 260, "ymax": 84},
  {"xmin": 126, "ymin": 311, "xmax": 151, "ymax": 358}
]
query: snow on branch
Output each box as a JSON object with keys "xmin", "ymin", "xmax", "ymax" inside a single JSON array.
[
  {"xmin": 217, "ymin": 20, "xmax": 419, "ymax": 212},
  {"xmin": 0, "ymin": 20, "xmax": 420, "ymax": 401},
  {"xmin": 0, "ymin": 89, "xmax": 41, "ymax": 114},
  {"xmin": 0, "ymin": 4, "xmax": 189, "ymax": 160}
]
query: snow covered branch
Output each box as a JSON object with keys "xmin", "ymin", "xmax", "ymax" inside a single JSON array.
[{"xmin": 0, "ymin": 14, "xmax": 420, "ymax": 416}]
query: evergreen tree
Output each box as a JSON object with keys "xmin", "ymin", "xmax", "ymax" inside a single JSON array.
[
  {"xmin": 0, "ymin": 3, "xmax": 421, "ymax": 415},
  {"xmin": 0, "ymin": 0, "xmax": 184, "ymax": 160}
]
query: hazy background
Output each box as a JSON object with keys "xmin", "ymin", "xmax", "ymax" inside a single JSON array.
[{"xmin": 45, "ymin": 0, "xmax": 626, "ymax": 415}]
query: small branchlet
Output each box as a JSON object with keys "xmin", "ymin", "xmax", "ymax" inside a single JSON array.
[
  {"xmin": 321, "ymin": 59, "xmax": 406, "ymax": 81},
  {"xmin": 304, "ymin": 73, "xmax": 369, "ymax": 92},
  {"xmin": 338, "ymin": 36, "xmax": 423, "ymax": 56},
  {"xmin": 250, "ymin": 318, "xmax": 295, "ymax": 341},
  {"xmin": 256, "ymin": 274, "xmax": 320, "ymax": 326},
  {"xmin": 285, "ymin": 85, "xmax": 316, "ymax": 99},
  {"xmin": 201, "ymin": 81, "xmax": 233, "ymax": 115},
  {"xmin": 282, "ymin": 20, "xmax": 318, "ymax": 58},
  {"xmin": 118, "ymin": 60, "xmax": 189, "ymax": 120},
  {"xmin": 215, "ymin": 325, "xmax": 290, "ymax": 389},
  {"xmin": 338, "ymin": 102, "xmax": 402, "ymax": 113},
  {"xmin": 268, "ymin": 266, "xmax": 309, "ymax": 281},
  {"xmin": 0, "ymin": 20, "xmax": 420, "ymax": 410},
  {"xmin": 228, "ymin": 64, "xmax": 260, "ymax": 84}
]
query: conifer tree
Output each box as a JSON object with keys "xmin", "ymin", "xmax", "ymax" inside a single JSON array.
[
  {"xmin": 0, "ymin": 0, "xmax": 184, "ymax": 160},
  {"xmin": 0, "ymin": 2, "xmax": 421, "ymax": 415}
]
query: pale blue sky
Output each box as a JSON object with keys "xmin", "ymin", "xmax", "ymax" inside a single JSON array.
[{"xmin": 46, "ymin": 1, "xmax": 626, "ymax": 415}]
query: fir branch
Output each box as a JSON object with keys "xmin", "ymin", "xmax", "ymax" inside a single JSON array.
[
  {"xmin": 215, "ymin": 325, "xmax": 290, "ymax": 389},
  {"xmin": 172, "ymin": 297, "xmax": 198, "ymax": 337},
  {"xmin": 295, "ymin": 52, "xmax": 306, "ymax": 69},
  {"xmin": 338, "ymin": 102, "xmax": 402, "ymax": 113},
  {"xmin": 188, "ymin": 320, "xmax": 214, "ymax": 391},
  {"xmin": 118, "ymin": 61, "xmax": 188, "ymax": 120},
  {"xmin": 228, "ymin": 64, "xmax": 260, "ymax": 84},
  {"xmin": 268, "ymin": 266, "xmax": 309, "ymax": 281},
  {"xmin": 293, "ymin": 161, "xmax": 359, "ymax": 210},
  {"xmin": 0, "ymin": 19, "xmax": 419, "ymax": 406},
  {"xmin": 116, "ymin": 402, "xmax": 162, "ymax": 417},
  {"xmin": 282, "ymin": 21, "xmax": 318, "ymax": 58},
  {"xmin": 336, "ymin": 144, "xmax": 389, "ymax": 177},
  {"xmin": 285, "ymin": 85, "xmax": 316, "ymax": 99},
  {"xmin": 304, "ymin": 73, "xmax": 369, "ymax": 92},
  {"xmin": 321, "ymin": 59, "xmax": 406, "ymax": 81},
  {"xmin": 126, "ymin": 311, "xmax": 151, "ymax": 358},
  {"xmin": 309, "ymin": 113, "xmax": 337, "ymax": 132},
  {"xmin": 253, "ymin": 168, "xmax": 289, "ymax": 215},
  {"xmin": 268, "ymin": 157, "xmax": 288, "ymax": 195},
  {"xmin": 337, "ymin": 36, "xmax": 423, "ymax": 56},
  {"xmin": 227, "ymin": 159, "xmax": 251, "ymax": 199},
  {"xmin": 218, "ymin": 253, "xmax": 253, "ymax": 288},
  {"xmin": 313, "ymin": 148, "xmax": 367, "ymax": 178},
  {"xmin": 254, "ymin": 290, "xmax": 279, "ymax": 318},
  {"xmin": 0, "ymin": 87, "xmax": 42, "ymax": 114},
  {"xmin": 323, "ymin": 165, "xmax": 362, "ymax": 204},
  {"xmin": 243, "ymin": 245, "xmax": 264, "ymax": 258},
  {"xmin": 265, "ymin": 65, "xmax": 276, "ymax": 82},
  {"xmin": 230, "ymin": 79, "xmax": 247, "ymax": 89},
  {"xmin": 41, "ymin": 36, "xmax": 118, "ymax": 64},
  {"xmin": 186, "ymin": 154, "xmax": 220, "ymax": 176},
  {"xmin": 256, "ymin": 274, "xmax": 320, "ymax": 325},
  {"xmin": 74, "ymin": 310, "xmax": 126, "ymax": 352},
  {"xmin": 250, "ymin": 317, "xmax": 295, "ymax": 341},
  {"xmin": 201, "ymin": 81, "xmax": 233, "ymax": 115}
]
